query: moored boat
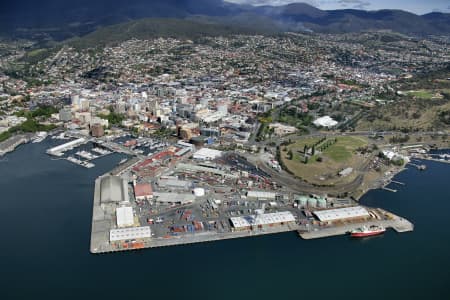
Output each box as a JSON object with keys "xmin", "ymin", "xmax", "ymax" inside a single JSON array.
[{"xmin": 350, "ymin": 225, "xmax": 386, "ymax": 238}]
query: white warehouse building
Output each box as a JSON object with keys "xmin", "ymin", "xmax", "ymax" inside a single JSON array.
[
  {"xmin": 313, "ymin": 206, "xmax": 370, "ymax": 222},
  {"xmin": 116, "ymin": 206, "xmax": 134, "ymax": 228}
]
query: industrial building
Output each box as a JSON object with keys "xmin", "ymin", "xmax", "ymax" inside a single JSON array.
[
  {"xmin": 116, "ymin": 206, "xmax": 134, "ymax": 227},
  {"xmin": 100, "ymin": 175, "xmax": 130, "ymax": 204},
  {"xmin": 193, "ymin": 148, "xmax": 223, "ymax": 160},
  {"xmin": 246, "ymin": 191, "xmax": 277, "ymax": 201},
  {"xmin": 134, "ymin": 182, "xmax": 153, "ymax": 200},
  {"xmin": 109, "ymin": 226, "xmax": 151, "ymax": 242},
  {"xmin": 158, "ymin": 176, "xmax": 191, "ymax": 189},
  {"xmin": 152, "ymin": 192, "xmax": 195, "ymax": 204},
  {"xmin": 313, "ymin": 206, "xmax": 370, "ymax": 222},
  {"xmin": 230, "ymin": 211, "xmax": 295, "ymax": 231}
]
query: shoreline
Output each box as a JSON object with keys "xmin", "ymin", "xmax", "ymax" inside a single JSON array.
[
  {"xmin": 89, "ymin": 156, "xmax": 419, "ymax": 254},
  {"xmin": 0, "ymin": 134, "xmax": 32, "ymax": 157}
]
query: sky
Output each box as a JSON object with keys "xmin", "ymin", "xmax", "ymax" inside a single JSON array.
[{"xmin": 225, "ymin": 0, "xmax": 450, "ymax": 15}]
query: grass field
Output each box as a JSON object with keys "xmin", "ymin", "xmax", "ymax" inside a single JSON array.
[
  {"xmin": 406, "ymin": 90, "xmax": 436, "ymax": 99},
  {"xmin": 280, "ymin": 136, "xmax": 368, "ymax": 185},
  {"xmin": 356, "ymin": 100, "xmax": 450, "ymax": 131}
]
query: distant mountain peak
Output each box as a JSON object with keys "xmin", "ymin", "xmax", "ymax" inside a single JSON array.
[{"xmin": 0, "ymin": 0, "xmax": 449, "ymax": 40}]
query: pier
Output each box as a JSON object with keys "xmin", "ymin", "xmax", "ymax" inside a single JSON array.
[
  {"xmin": 382, "ymin": 187, "xmax": 397, "ymax": 193},
  {"xmin": 46, "ymin": 138, "xmax": 88, "ymax": 156},
  {"xmin": 391, "ymin": 180, "xmax": 405, "ymax": 186},
  {"xmin": 407, "ymin": 162, "xmax": 427, "ymax": 170},
  {"xmin": 299, "ymin": 213, "xmax": 413, "ymax": 240}
]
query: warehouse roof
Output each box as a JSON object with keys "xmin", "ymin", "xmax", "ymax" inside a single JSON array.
[
  {"xmin": 313, "ymin": 206, "xmax": 370, "ymax": 222},
  {"xmin": 100, "ymin": 175, "xmax": 129, "ymax": 204},
  {"xmin": 153, "ymin": 192, "xmax": 195, "ymax": 204},
  {"xmin": 116, "ymin": 206, "xmax": 134, "ymax": 227},
  {"xmin": 230, "ymin": 211, "xmax": 295, "ymax": 229},
  {"xmin": 193, "ymin": 148, "xmax": 223, "ymax": 160},
  {"xmin": 134, "ymin": 183, "xmax": 153, "ymax": 197},
  {"xmin": 109, "ymin": 226, "xmax": 151, "ymax": 242},
  {"xmin": 246, "ymin": 191, "xmax": 277, "ymax": 200}
]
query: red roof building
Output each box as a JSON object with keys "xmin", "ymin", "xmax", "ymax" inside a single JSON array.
[{"xmin": 134, "ymin": 183, "xmax": 153, "ymax": 200}]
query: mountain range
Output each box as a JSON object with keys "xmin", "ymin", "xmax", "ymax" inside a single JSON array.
[{"xmin": 1, "ymin": 0, "xmax": 449, "ymax": 41}]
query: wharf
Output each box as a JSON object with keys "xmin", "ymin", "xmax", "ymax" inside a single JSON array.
[
  {"xmin": 391, "ymin": 180, "xmax": 405, "ymax": 186},
  {"xmin": 299, "ymin": 214, "xmax": 413, "ymax": 240},
  {"xmin": 0, "ymin": 134, "xmax": 31, "ymax": 156},
  {"xmin": 110, "ymin": 157, "xmax": 141, "ymax": 176},
  {"xmin": 92, "ymin": 224, "xmax": 300, "ymax": 253},
  {"xmin": 382, "ymin": 187, "xmax": 397, "ymax": 193},
  {"xmin": 421, "ymin": 157, "xmax": 450, "ymax": 165}
]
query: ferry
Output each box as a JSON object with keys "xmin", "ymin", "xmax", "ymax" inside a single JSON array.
[{"xmin": 350, "ymin": 225, "xmax": 386, "ymax": 238}]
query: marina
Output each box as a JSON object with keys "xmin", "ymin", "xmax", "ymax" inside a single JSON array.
[
  {"xmin": 67, "ymin": 156, "xmax": 95, "ymax": 168},
  {"xmin": 32, "ymin": 132, "xmax": 48, "ymax": 143},
  {"xmin": 45, "ymin": 135, "xmax": 114, "ymax": 168},
  {"xmin": 46, "ymin": 137, "xmax": 89, "ymax": 156}
]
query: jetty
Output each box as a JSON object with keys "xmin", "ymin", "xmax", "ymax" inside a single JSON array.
[
  {"xmin": 299, "ymin": 212, "xmax": 413, "ymax": 240},
  {"xmin": 391, "ymin": 180, "xmax": 405, "ymax": 186},
  {"xmin": 407, "ymin": 162, "xmax": 427, "ymax": 170}
]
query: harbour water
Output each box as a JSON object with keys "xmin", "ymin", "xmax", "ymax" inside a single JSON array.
[{"xmin": 1, "ymin": 139, "xmax": 449, "ymax": 300}]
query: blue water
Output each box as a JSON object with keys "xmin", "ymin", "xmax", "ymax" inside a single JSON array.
[{"xmin": 1, "ymin": 140, "xmax": 449, "ymax": 300}]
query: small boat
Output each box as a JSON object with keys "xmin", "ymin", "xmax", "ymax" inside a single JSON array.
[
  {"xmin": 32, "ymin": 132, "xmax": 48, "ymax": 143},
  {"xmin": 350, "ymin": 225, "xmax": 386, "ymax": 238}
]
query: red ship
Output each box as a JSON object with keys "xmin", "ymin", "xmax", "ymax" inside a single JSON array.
[{"xmin": 350, "ymin": 225, "xmax": 386, "ymax": 237}]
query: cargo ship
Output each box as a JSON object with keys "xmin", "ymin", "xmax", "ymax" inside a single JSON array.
[{"xmin": 350, "ymin": 225, "xmax": 386, "ymax": 238}]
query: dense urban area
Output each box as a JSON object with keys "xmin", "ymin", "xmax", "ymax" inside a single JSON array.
[{"xmin": 1, "ymin": 31, "xmax": 449, "ymax": 252}]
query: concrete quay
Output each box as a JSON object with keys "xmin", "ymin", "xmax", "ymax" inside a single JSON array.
[
  {"xmin": 299, "ymin": 214, "xmax": 413, "ymax": 240},
  {"xmin": 0, "ymin": 134, "xmax": 31, "ymax": 156},
  {"xmin": 92, "ymin": 224, "xmax": 301, "ymax": 254}
]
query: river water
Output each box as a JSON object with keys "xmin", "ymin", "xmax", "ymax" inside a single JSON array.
[{"xmin": 1, "ymin": 139, "xmax": 449, "ymax": 299}]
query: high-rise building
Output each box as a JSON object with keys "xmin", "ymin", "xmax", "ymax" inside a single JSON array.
[
  {"xmin": 59, "ymin": 108, "xmax": 72, "ymax": 122},
  {"xmin": 91, "ymin": 123, "xmax": 104, "ymax": 137}
]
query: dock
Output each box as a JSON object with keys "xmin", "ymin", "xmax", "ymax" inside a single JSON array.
[
  {"xmin": 407, "ymin": 162, "xmax": 427, "ymax": 170},
  {"xmin": 46, "ymin": 138, "xmax": 89, "ymax": 156},
  {"xmin": 0, "ymin": 134, "xmax": 32, "ymax": 156},
  {"xmin": 391, "ymin": 180, "xmax": 405, "ymax": 186},
  {"xmin": 67, "ymin": 156, "xmax": 95, "ymax": 168},
  {"xmin": 382, "ymin": 187, "xmax": 397, "ymax": 193},
  {"xmin": 92, "ymin": 223, "xmax": 301, "ymax": 253},
  {"xmin": 299, "ymin": 214, "xmax": 413, "ymax": 240}
]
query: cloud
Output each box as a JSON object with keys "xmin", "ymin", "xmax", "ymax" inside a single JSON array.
[
  {"xmin": 226, "ymin": 0, "xmax": 318, "ymax": 6},
  {"xmin": 337, "ymin": 0, "xmax": 371, "ymax": 9}
]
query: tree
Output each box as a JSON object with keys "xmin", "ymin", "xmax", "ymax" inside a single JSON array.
[{"xmin": 287, "ymin": 149, "xmax": 293, "ymax": 160}]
